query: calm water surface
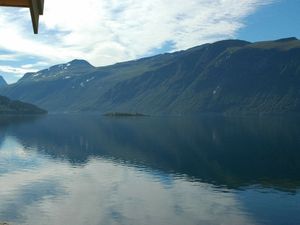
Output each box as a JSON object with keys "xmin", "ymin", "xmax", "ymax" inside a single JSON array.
[{"xmin": 0, "ymin": 115, "xmax": 299, "ymax": 225}]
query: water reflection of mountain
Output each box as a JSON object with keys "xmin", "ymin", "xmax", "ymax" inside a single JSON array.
[
  {"xmin": 0, "ymin": 116, "xmax": 42, "ymax": 129},
  {"xmin": 0, "ymin": 116, "xmax": 42, "ymax": 147},
  {"xmin": 5, "ymin": 115, "xmax": 300, "ymax": 190}
]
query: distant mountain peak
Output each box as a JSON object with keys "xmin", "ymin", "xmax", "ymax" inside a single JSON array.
[
  {"xmin": 19, "ymin": 59, "xmax": 95, "ymax": 83},
  {"xmin": 69, "ymin": 59, "xmax": 92, "ymax": 65},
  {"xmin": 53, "ymin": 59, "xmax": 94, "ymax": 70},
  {"xmin": 0, "ymin": 75, "xmax": 8, "ymax": 87}
]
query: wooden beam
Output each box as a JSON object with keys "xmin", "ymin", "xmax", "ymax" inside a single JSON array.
[
  {"xmin": 38, "ymin": 0, "xmax": 43, "ymax": 15},
  {"xmin": 0, "ymin": 0, "xmax": 44, "ymax": 34},
  {"xmin": 0, "ymin": 0, "xmax": 30, "ymax": 7},
  {"xmin": 29, "ymin": 0, "xmax": 39, "ymax": 34}
]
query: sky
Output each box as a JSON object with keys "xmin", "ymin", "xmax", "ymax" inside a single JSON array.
[{"xmin": 0, "ymin": 0, "xmax": 299, "ymax": 84}]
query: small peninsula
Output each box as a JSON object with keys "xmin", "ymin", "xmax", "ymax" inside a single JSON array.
[
  {"xmin": 103, "ymin": 112, "xmax": 148, "ymax": 117},
  {"xmin": 0, "ymin": 95, "xmax": 47, "ymax": 115}
]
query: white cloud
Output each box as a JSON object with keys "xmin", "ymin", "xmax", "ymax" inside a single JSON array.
[
  {"xmin": 0, "ymin": 65, "xmax": 31, "ymax": 75},
  {"xmin": 0, "ymin": 53, "xmax": 20, "ymax": 61},
  {"xmin": 20, "ymin": 61, "xmax": 50, "ymax": 69},
  {"xmin": 0, "ymin": 0, "xmax": 273, "ymax": 82}
]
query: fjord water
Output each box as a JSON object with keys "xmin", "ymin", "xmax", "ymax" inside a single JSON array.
[{"xmin": 0, "ymin": 115, "xmax": 299, "ymax": 225}]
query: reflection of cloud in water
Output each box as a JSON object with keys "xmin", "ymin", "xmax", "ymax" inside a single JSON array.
[
  {"xmin": 0, "ymin": 139, "xmax": 256, "ymax": 225},
  {"xmin": 0, "ymin": 136, "xmax": 50, "ymax": 175},
  {"xmin": 0, "ymin": 180, "xmax": 65, "ymax": 222}
]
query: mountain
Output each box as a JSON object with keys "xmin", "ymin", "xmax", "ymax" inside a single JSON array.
[
  {"xmin": 0, "ymin": 76, "xmax": 7, "ymax": 87},
  {"xmin": 0, "ymin": 95, "xmax": 47, "ymax": 115},
  {"xmin": 0, "ymin": 37, "xmax": 300, "ymax": 115}
]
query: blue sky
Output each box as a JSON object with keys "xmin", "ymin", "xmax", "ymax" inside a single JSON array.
[
  {"xmin": 0, "ymin": 0, "xmax": 299, "ymax": 84},
  {"xmin": 237, "ymin": 0, "xmax": 300, "ymax": 42}
]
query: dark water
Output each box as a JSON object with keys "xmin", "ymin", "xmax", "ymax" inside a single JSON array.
[{"xmin": 0, "ymin": 115, "xmax": 299, "ymax": 225}]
